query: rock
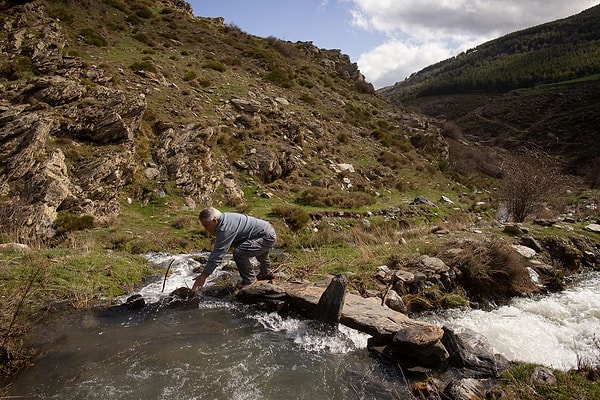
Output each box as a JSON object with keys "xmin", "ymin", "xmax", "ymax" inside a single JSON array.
[
  {"xmin": 418, "ymin": 255, "xmax": 450, "ymax": 273},
  {"xmin": 511, "ymin": 244, "xmax": 537, "ymax": 258},
  {"xmin": 237, "ymin": 280, "xmax": 448, "ymax": 368},
  {"xmin": 230, "ymin": 98, "xmax": 261, "ymax": 113},
  {"xmin": 314, "ymin": 274, "xmax": 347, "ymax": 325},
  {"xmin": 410, "ymin": 195, "xmax": 438, "ymax": 208},
  {"xmin": 440, "ymin": 195, "xmax": 454, "ymax": 204},
  {"xmin": 124, "ymin": 294, "xmax": 145, "ymax": 309},
  {"xmin": 521, "ymin": 236, "xmax": 543, "ymax": 252},
  {"xmin": 503, "ymin": 223, "xmax": 524, "ymax": 234},
  {"xmin": 0, "ymin": 243, "xmax": 31, "ymax": 252},
  {"xmin": 585, "ymin": 223, "xmax": 600, "ymax": 233},
  {"xmin": 530, "ymin": 366, "xmax": 557, "ymax": 385},
  {"xmin": 412, "ymin": 377, "xmax": 443, "ymax": 399},
  {"xmin": 444, "ymin": 378, "xmax": 488, "ymax": 400},
  {"xmin": 383, "ymin": 289, "xmax": 407, "ymax": 313},
  {"xmin": 441, "ymin": 326, "xmax": 510, "ymax": 378}
]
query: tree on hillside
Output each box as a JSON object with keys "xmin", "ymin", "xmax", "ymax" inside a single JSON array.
[{"xmin": 497, "ymin": 150, "xmax": 563, "ymax": 223}]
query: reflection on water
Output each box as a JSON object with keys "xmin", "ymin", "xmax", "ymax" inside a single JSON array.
[{"xmin": 5, "ymin": 299, "xmax": 407, "ymax": 399}]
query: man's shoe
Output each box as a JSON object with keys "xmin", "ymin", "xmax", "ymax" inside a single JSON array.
[
  {"xmin": 256, "ymin": 272, "xmax": 275, "ymax": 281},
  {"xmin": 235, "ymin": 279, "xmax": 257, "ymax": 290}
]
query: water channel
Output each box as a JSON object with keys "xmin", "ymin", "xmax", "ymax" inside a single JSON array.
[{"xmin": 3, "ymin": 253, "xmax": 599, "ymax": 399}]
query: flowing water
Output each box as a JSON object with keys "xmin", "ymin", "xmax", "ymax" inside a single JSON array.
[
  {"xmin": 421, "ymin": 270, "xmax": 600, "ymax": 370},
  {"xmin": 3, "ymin": 253, "xmax": 407, "ymax": 399},
  {"xmin": 3, "ymin": 253, "xmax": 600, "ymax": 399}
]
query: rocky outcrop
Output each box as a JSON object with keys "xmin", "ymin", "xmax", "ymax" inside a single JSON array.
[
  {"xmin": 0, "ymin": 3, "xmax": 144, "ymax": 239},
  {"xmin": 0, "ymin": 1, "xmax": 451, "ymax": 241}
]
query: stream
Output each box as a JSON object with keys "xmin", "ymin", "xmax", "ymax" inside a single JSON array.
[{"xmin": 3, "ymin": 253, "xmax": 599, "ymax": 399}]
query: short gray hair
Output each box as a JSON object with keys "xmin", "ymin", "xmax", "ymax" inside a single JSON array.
[{"xmin": 199, "ymin": 207, "xmax": 221, "ymax": 222}]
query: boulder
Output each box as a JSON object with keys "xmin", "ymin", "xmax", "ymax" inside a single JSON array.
[
  {"xmin": 441, "ymin": 326, "xmax": 510, "ymax": 378},
  {"xmin": 313, "ymin": 274, "xmax": 347, "ymax": 325}
]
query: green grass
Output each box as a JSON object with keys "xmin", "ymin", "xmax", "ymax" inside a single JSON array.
[{"xmin": 492, "ymin": 363, "xmax": 600, "ymax": 400}]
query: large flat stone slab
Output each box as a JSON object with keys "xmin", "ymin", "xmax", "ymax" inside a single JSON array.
[{"xmin": 238, "ymin": 280, "xmax": 443, "ymax": 344}]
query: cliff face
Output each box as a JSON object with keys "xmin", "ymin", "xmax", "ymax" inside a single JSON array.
[{"xmin": 0, "ymin": 0, "xmax": 445, "ymax": 240}]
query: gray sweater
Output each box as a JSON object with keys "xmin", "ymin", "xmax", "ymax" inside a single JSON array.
[{"xmin": 203, "ymin": 212, "xmax": 272, "ymax": 275}]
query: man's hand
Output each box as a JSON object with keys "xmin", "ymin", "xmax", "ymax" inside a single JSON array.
[{"xmin": 192, "ymin": 271, "xmax": 209, "ymax": 292}]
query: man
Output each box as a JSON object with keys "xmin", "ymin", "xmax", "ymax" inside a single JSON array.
[{"xmin": 192, "ymin": 207, "xmax": 276, "ymax": 291}]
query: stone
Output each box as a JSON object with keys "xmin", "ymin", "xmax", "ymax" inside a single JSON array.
[
  {"xmin": 0, "ymin": 243, "xmax": 31, "ymax": 252},
  {"xmin": 503, "ymin": 223, "xmax": 524, "ymax": 234},
  {"xmin": 521, "ymin": 236, "xmax": 543, "ymax": 252},
  {"xmin": 410, "ymin": 195, "xmax": 438, "ymax": 208},
  {"xmin": 511, "ymin": 244, "xmax": 537, "ymax": 258},
  {"xmin": 444, "ymin": 378, "xmax": 487, "ymax": 400},
  {"xmin": 441, "ymin": 326, "xmax": 509, "ymax": 378},
  {"xmin": 313, "ymin": 274, "xmax": 347, "ymax": 325},
  {"xmin": 236, "ymin": 280, "xmax": 448, "ymax": 367},
  {"xmin": 584, "ymin": 223, "xmax": 600, "ymax": 233},
  {"xmin": 530, "ymin": 366, "xmax": 557, "ymax": 385},
  {"xmin": 383, "ymin": 289, "xmax": 407, "ymax": 313}
]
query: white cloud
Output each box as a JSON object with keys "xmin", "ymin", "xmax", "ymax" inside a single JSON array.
[{"xmin": 345, "ymin": 0, "xmax": 599, "ymax": 87}]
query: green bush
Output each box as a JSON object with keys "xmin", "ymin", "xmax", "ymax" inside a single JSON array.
[
  {"xmin": 0, "ymin": 56, "xmax": 32, "ymax": 80},
  {"xmin": 129, "ymin": 61, "xmax": 156, "ymax": 73},
  {"xmin": 54, "ymin": 214, "xmax": 95, "ymax": 235},
  {"xmin": 271, "ymin": 204, "xmax": 310, "ymax": 231},
  {"xmin": 79, "ymin": 28, "xmax": 108, "ymax": 47},
  {"xmin": 296, "ymin": 187, "xmax": 375, "ymax": 209},
  {"xmin": 266, "ymin": 67, "xmax": 293, "ymax": 88},
  {"xmin": 183, "ymin": 70, "xmax": 197, "ymax": 81},
  {"xmin": 132, "ymin": 33, "xmax": 150, "ymax": 44},
  {"xmin": 440, "ymin": 239, "xmax": 538, "ymax": 303},
  {"xmin": 198, "ymin": 78, "xmax": 212, "ymax": 87},
  {"xmin": 131, "ymin": 4, "xmax": 153, "ymax": 19},
  {"xmin": 103, "ymin": 0, "xmax": 128, "ymax": 12},
  {"xmin": 202, "ymin": 61, "xmax": 226, "ymax": 72}
]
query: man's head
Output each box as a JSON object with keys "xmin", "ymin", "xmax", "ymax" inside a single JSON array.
[{"xmin": 199, "ymin": 207, "xmax": 221, "ymax": 233}]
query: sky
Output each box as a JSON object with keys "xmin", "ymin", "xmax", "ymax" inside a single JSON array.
[{"xmin": 188, "ymin": 0, "xmax": 599, "ymax": 89}]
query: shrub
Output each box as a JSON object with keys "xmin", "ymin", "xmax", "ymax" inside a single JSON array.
[
  {"xmin": 132, "ymin": 33, "xmax": 151, "ymax": 44},
  {"xmin": 266, "ymin": 67, "xmax": 293, "ymax": 88},
  {"xmin": 129, "ymin": 61, "xmax": 156, "ymax": 73},
  {"xmin": 79, "ymin": 28, "xmax": 108, "ymax": 47},
  {"xmin": 271, "ymin": 204, "xmax": 310, "ymax": 231},
  {"xmin": 0, "ymin": 56, "xmax": 32, "ymax": 80},
  {"xmin": 296, "ymin": 187, "xmax": 375, "ymax": 209},
  {"xmin": 198, "ymin": 78, "xmax": 211, "ymax": 87},
  {"xmin": 266, "ymin": 36, "xmax": 298, "ymax": 58},
  {"xmin": 498, "ymin": 150, "xmax": 563, "ymax": 222},
  {"xmin": 202, "ymin": 61, "xmax": 226, "ymax": 72},
  {"xmin": 54, "ymin": 214, "xmax": 95, "ymax": 235},
  {"xmin": 131, "ymin": 4, "xmax": 153, "ymax": 19},
  {"xmin": 440, "ymin": 239, "xmax": 538, "ymax": 303},
  {"xmin": 183, "ymin": 70, "xmax": 197, "ymax": 81},
  {"xmin": 103, "ymin": 0, "xmax": 128, "ymax": 12},
  {"xmin": 299, "ymin": 94, "xmax": 316, "ymax": 105}
]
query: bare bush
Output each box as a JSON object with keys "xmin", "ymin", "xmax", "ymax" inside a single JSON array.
[{"xmin": 497, "ymin": 150, "xmax": 563, "ymax": 222}]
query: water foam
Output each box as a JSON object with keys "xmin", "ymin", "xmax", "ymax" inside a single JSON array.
[
  {"xmin": 252, "ymin": 311, "xmax": 369, "ymax": 354},
  {"xmin": 423, "ymin": 271, "xmax": 600, "ymax": 370}
]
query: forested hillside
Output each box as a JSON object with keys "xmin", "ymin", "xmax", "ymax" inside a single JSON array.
[
  {"xmin": 378, "ymin": 4, "xmax": 600, "ymax": 185},
  {"xmin": 381, "ymin": 4, "xmax": 600, "ymax": 100}
]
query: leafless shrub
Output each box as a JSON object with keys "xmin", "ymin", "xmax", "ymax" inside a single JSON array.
[
  {"xmin": 266, "ymin": 36, "xmax": 299, "ymax": 58},
  {"xmin": 498, "ymin": 149, "xmax": 564, "ymax": 222}
]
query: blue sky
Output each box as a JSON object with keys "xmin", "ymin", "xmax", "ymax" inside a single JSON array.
[{"xmin": 188, "ymin": 0, "xmax": 599, "ymax": 89}]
